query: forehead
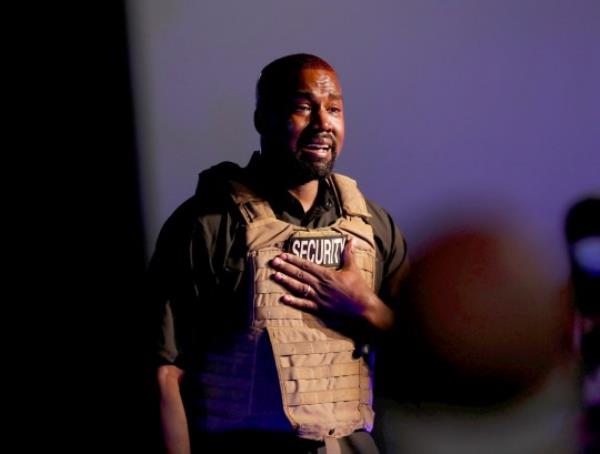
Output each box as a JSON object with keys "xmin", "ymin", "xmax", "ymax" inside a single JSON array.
[{"xmin": 286, "ymin": 68, "xmax": 343, "ymax": 98}]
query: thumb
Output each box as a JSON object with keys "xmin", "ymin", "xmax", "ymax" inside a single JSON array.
[{"xmin": 341, "ymin": 237, "xmax": 357, "ymax": 270}]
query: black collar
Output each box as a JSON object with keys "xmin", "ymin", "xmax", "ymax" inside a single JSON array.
[{"xmin": 244, "ymin": 151, "xmax": 339, "ymax": 225}]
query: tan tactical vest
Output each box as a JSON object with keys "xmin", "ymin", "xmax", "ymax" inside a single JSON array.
[{"xmin": 193, "ymin": 173, "xmax": 377, "ymax": 442}]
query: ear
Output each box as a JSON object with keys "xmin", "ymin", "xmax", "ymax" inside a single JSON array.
[{"xmin": 254, "ymin": 109, "xmax": 264, "ymax": 134}]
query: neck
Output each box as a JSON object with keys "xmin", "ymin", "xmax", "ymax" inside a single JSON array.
[{"xmin": 288, "ymin": 180, "xmax": 319, "ymax": 213}]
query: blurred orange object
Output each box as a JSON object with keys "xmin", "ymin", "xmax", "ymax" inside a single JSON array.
[{"xmin": 387, "ymin": 224, "xmax": 573, "ymax": 405}]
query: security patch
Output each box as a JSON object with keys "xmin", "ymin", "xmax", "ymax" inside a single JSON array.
[{"xmin": 287, "ymin": 235, "xmax": 346, "ymax": 268}]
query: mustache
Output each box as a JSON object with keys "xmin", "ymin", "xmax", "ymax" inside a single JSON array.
[{"xmin": 299, "ymin": 132, "xmax": 336, "ymax": 147}]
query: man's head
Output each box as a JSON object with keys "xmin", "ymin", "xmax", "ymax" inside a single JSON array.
[{"xmin": 254, "ymin": 54, "xmax": 345, "ymax": 185}]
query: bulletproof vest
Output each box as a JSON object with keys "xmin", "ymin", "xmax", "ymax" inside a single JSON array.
[{"xmin": 187, "ymin": 173, "xmax": 377, "ymax": 441}]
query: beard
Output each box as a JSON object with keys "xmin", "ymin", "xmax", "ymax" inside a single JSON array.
[{"xmin": 262, "ymin": 144, "xmax": 337, "ymax": 187}]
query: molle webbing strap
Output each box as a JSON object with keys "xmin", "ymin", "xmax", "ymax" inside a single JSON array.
[
  {"xmin": 286, "ymin": 388, "xmax": 364, "ymax": 406},
  {"xmin": 280, "ymin": 362, "xmax": 359, "ymax": 380},
  {"xmin": 277, "ymin": 340, "xmax": 355, "ymax": 356}
]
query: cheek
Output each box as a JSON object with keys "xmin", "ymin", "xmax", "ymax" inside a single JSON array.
[{"xmin": 286, "ymin": 118, "xmax": 307, "ymax": 141}]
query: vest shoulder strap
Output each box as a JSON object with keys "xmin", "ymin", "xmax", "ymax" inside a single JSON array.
[
  {"xmin": 194, "ymin": 161, "xmax": 276, "ymax": 224},
  {"xmin": 229, "ymin": 180, "xmax": 276, "ymax": 224},
  {"xmin": 329, "ymin": 173, "xmax": 372, "ymax": 220}
]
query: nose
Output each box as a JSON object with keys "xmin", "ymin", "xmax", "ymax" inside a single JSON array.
[{"xmin": 311, "ymin": 106, "xmax": 332, "ymax": 131}]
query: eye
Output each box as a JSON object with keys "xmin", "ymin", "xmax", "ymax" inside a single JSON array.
[
  {"xmin": 294, "ymin": 104, "xmax": 311, "ymax": 112},
  {"xmin": 328, "ymin": 106, "xmax": 342, "ymax": 114}
]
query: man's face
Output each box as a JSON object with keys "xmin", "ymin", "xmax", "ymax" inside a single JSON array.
[{"xmin": 260, "ymin": 68, "xmax": 345, "ymax": 182}]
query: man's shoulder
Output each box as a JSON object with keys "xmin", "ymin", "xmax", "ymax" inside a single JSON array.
[
  {"xmin": 158, "ymin": 162, "xmax": 243, "ymax": 237},
  {"xmin": 363, "ymin": 194, "xmax": 405, "ymax": 243},
  {"xmin": 330, "ymin": 172, "xmax": 394, "ymax": 224},
  {"xmin": 364, "ymin": 198, "xmax": 391, "ymax": 221},
  {"xmin": 195, "ymin": 161, "xmax": 244, "ymax": 197},
  {"xmin": 363, "ymin": 197, "xmax": 397, "ymax": 234}
]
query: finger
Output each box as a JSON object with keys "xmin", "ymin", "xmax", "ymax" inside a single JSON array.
[
  {"xmin": 273, "ymin": 271, "xmax": 318, "ymax": 298},
  {"xmin": 275, "ymin": 253, "xmax": 328, "ymax": 278},
  {"xmin": 341, "ymin": 237, "xmax": 356, "ymax": 270},
  {"xmin": 271, "ymin": 257, "xmax": 320, "ymax": 286},
  {"xmin": 280, "ymin": 294, "xmax": 319, "ymax": 312}
]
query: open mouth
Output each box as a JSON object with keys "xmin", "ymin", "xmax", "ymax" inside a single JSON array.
[
  {"xmin": 303, "ymin": 143, "xmax": 330, "ymax": 151},
  {"xmin": 300, "ymin": 144, "xmax": 331, "ymax": 160},
  {"xmin": 300, "ymin": 139, "xmax": 332, "ymax": 158}
]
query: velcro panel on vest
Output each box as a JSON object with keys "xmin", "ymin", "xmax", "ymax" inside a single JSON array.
[{"xmin": 286, "ymin": 230, "xmax": 347, "ymax": 268}]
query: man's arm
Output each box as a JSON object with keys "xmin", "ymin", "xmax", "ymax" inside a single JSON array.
[{"xmin": 157, "ymin": 364, "xmax": 190, "ymax": 454}]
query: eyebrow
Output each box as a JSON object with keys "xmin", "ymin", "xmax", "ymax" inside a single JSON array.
[{"xmin": 293, "ymin": 91, "xmax": 343, "ymax": 101}]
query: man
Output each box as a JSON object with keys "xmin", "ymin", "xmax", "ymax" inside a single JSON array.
[{"xmin": 148, "ymin": 53, "xmax": 408, "ymax": 453}]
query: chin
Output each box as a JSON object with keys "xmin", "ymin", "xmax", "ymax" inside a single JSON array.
[
  {"xmin": 299, "ymin": 151, "xmax": 337, "ymax": 175},
  {"xmin": 312, "ymin": 162, "xmax": 334, "ymax": 178}
]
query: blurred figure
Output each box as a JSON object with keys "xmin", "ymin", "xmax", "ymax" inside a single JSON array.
[{"xmin": 375, "ymin": 215, "xmax": 578, "ymax": 454}]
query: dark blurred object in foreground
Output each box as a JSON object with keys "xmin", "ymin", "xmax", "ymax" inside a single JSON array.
[
  {"xmin": 564, "ymin": 196, "xmax": 600, "ymax": 453},
  {"xmin": 382, "ymin": 224, "xmax": 572, "ymax": 405},
  {"xmin": 565, "ymin": 197, "xmax": 600, "ymax": 317},
  {"xmin": 375, "ymin": 218, "xmax": 577, "ymax": 453}
]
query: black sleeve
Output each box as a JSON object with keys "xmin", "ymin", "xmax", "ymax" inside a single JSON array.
[
  {"xmin": 365, "ymin": 199, "xmax": 409, "ymax": 305},
  {"xmin": 145, "ymin": 197, "xmax": 202, "ymax": 367}
]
